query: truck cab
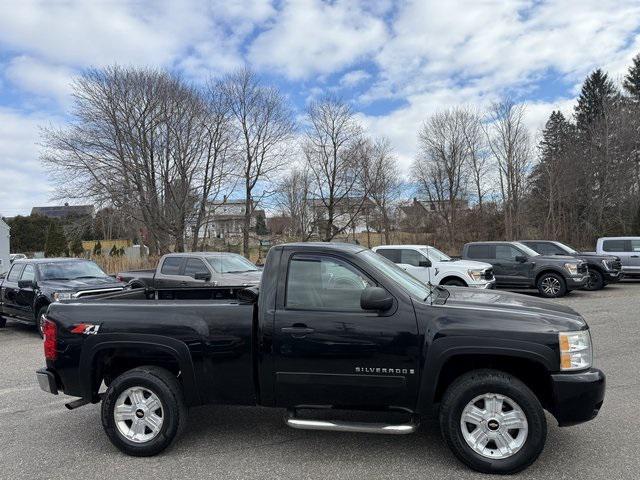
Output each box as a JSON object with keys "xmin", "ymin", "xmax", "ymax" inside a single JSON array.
[{"xmin": 372, "ymin": 244, "xmax": 495, "ymax": 288}]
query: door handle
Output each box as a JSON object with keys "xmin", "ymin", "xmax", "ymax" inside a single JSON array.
[
  {"xmin": 281, "ymin": 326, "xmax": 315, "ymax": 338},
  {"xmin": 180, "ymin": 281, "xmax": 188, "ymax": 286},
  {"xmin": 631, "ymin": 255, "xmax": 639, "ymax": 258}
]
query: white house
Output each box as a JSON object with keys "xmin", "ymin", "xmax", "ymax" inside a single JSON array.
[{"xmin": 0, "ymin": 218, "xmax": 10, "ymax": 275}]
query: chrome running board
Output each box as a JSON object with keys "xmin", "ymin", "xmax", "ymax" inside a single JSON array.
[{"xmin": 285, "ymin": 410, "xmax": 418, "ymax": 435}]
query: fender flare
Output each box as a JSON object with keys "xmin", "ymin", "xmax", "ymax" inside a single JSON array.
[
  {"xmin": 79, "ymin": 333, "xmax": 201, "ymax": 406},
  {"xmin": 415, "ymin": 336, "xmax": 556, "ymax": 414},
  {"xmin": 533, "ymin": 267, "xmax": 568, "ymax": 284}
]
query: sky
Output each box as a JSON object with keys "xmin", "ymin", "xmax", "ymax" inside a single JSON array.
[{"xmin": 1, "ymin": 0, "xmax": 640, "ymax": 217}]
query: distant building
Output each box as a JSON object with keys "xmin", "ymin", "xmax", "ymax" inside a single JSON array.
[
  {"xmin": 0, "ymin": 218, "xmax": 10, "ymax": 275},
  {"xmin": 31, "ymin": 203, "xmax": 95, "ymax": 219},
  {"xmin": 310, "ymin": 197, "xmax": 378, "ymax": 236},
  {"xmin": 397, "ymin": 197, "xmax": 469, "ymax": 233},
  {"xmin": 191, "ymin": 199, "xmax": 266, "ymax": 240}
]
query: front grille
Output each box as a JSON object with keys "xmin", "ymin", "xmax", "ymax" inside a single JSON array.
[
  {"xmin": 74, "ymin": 287, "xmax": 124, "ymax": 298},
  {"xmin": 577, "ymin": 263, "xmax": 588, "ymax": 274},
  {"xmin": 482, "ymin": 268, "xmax": 494, "ymax": 280},
  {"xmin": 611, "ymin": 259, "xmax": 622, "ymax": 271}
]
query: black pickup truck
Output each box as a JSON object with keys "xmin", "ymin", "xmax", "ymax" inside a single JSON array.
[
  {"xmin": 0, "ymin": 258, "xmax": 124, "ymax": 335},
  {"xmin": 462, "ymin": 241, "xmax": 588, "ymax": 298},
  {"xmin": 519, "ymin": 240, "xmax": 622, "ymax": 290},
  {"xmin": 36, "ymin": 243, "xmax": 605, "ymax": 474}
]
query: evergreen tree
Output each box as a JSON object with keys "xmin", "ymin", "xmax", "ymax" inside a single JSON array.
[
  {"xmin": 93, "ymin": 241, "xmax": 102, "ymax": 256},
  {"xmin": 254, "ymin": 212, "xmax": 269, "ymax": 235},
  {"xmin": 574, "ymin": 69, "xmax": 618, "ymax": 130},
  {"xmin": 69, "ymin": 237, "xmax": 84, "ymax": 256},
  {"xmin": 44, "ymin": 221, "xmax": 68, "ymax": 257},
  {"xmin": 623, "ymin": 53, "xmax": 640, "ymax": 101}
]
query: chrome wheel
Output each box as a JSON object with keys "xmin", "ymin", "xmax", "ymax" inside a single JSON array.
[
  {"xmin": 460, "ymin": 393, "xmax": 528, "ymax": 460},
  {"xmin": 114, "ymin": 387, "xmax": 164, "ymax": 443},
  {"xmin": 541, "ymin": 276, "xmax": 561, "ymax": 296}
]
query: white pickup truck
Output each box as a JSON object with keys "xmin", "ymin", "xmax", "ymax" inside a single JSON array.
[{"xmin": 372, "ymin": 244, "xmax": 495, "ymax": 288}]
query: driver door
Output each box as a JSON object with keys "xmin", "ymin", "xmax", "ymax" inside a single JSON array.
[
  {"xmin": 273, "ymin": 253, "xmax": 420, "ymax": 409},
  {"xmin": 494, "ymin": 245, "xmax": 530, "ymax": 285}
]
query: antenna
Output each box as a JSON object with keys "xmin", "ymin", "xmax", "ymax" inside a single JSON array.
[{"xmin": 426, "ymin": 244, "xmax": 433, "ymax": 305}]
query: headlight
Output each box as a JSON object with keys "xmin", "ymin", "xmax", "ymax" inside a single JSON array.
[
  {"xmin": 467, "ymin": 269, "xmax": 485, "ymax": 281},
  {"xmin": 559, "ymin": 330, "xmax": 592, "ymax": 371},
  {"xmin": 53, "ymin": 292, "xmax": 73, "ymax": 302},
  {"xmin": 564, "ymin": 263, "xmax": 578, "ymax": 275}
]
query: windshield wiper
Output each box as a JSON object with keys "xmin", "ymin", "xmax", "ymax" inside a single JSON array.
[
  {"xmin": 44, "ymin": 277, "xmax": 70, "ymax": 281},
  {"xmin": 72, "ymin": 276, "xmax": 106, "ymax": 280}
]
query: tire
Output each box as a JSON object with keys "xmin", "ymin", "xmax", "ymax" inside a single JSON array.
[
  {"xmin": 36, "ymin": 306, "xmax": 49, "ymax": 338},
  {"xmin": 442, "ymin": 278, "xmax": 467, "ymax": 287},
  {"xmin": 536, "ymin": 272, "xmax": 567, "ymax": 298},
  {"xmin": 101, "ymin": 366, "xmax": 187, "ymax": 457},
  {"xmin": 584, "ymin": 269, "xmax": 605, "ymax": 291},
  {"xmin": 439, "ymin": 369, "xmax": 547, "ymax": 474}
]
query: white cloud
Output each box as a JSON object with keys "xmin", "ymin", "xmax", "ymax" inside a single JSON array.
[
  {"xmin": 248, "ymin": 0, "xmax": 388, "ymax": 79},
  {"xmin": 0, "ymin": 108, "xmax": 58, "ymax": 217},
  {"xmin": 340, "ymin": 69, "xmax": 371, "ymax": 87},
  {"xmin": 4, "ymin": 56, "xmax": 74, "ymax": 106}
]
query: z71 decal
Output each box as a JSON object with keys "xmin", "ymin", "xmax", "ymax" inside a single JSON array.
[{"xmin": 70, "ymin": 324, "xmax": 100, "ymax": 335}]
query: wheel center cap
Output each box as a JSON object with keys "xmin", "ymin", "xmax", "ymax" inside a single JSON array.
[
  {"xmin": 135, "ymin": 409, "xmax": 145, "ymax": 419},
  {"xmin": 487, "ymin": 419, "xmax": 500, "ymax": 431}
]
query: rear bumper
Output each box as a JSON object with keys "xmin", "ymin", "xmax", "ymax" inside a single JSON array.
[
  {"xmin": 36, "ymin": 368, "xmax": 59, "ymax": 395},
  {"xmin": 549, "ymin": 368, "xmax": 605, "ymax": 426}
]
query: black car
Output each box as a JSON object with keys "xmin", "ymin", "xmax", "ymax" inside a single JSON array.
[
  {"xmin": 0, "ymin": 258, "xmax": 124, "ymax": 335},
  {"xmin": 519, "ymin": 240, "xmax": 622, "ymax": 290},
  {"xmin": 36, "ymin": 242, "xmax": 605, "ymax": 474},
  {"xmin": 462, "ymin": 241, "xmax": 589, "ymax": 298}
]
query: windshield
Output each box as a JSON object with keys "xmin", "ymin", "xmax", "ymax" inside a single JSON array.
[
  {"xmin": 555, "ymin": 242, "xmax": 578, "ymax": 254},
  {"xmin": 359, "ymin": 249, "xmax": 433, "ymax": 301},
  {"xmin": 512, "ymin": 242, "xmax": 540, "ymax": 257},
  {"xmin": 206, "ymin": 254, "xmax": 259, "ymax": 274},
  {"xmin": 420, "ymin": 246, "xmax": 451, "ymax": 261},
  {"xmin": 39, "ymin": 261, "xmax": 109, "ymax": 281}
]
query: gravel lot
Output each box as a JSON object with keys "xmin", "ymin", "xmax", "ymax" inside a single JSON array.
[{"xmin": 1, "ymin": 281, "xmax": 638, "ymax": 480}]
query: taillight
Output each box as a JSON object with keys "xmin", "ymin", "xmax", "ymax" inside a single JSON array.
[{"xmin": 43, "ymin": 318, "xmax": 57, "ymax": 361}]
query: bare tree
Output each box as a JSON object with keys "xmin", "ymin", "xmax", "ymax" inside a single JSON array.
[
  {"xmin": 304, "ymin": 97, "xmax": 368, "ymax": 241},
  {"xmin": 41, "ymin": 66, "xmax": 213, "ymax": 254},
  {"xmin": 221, "ymin": 68, "xmax": 296, "ymax": 257},
  {"xmin": 485, "ymin": 99, "xmax": 531, "ymax": 239},
  {"xmin": 190, "ymin": 79, "xmax": 237, "ymax": 251},
  {"xmin": 274, "ymin": 166, "xmax": 313, "ymax": 240},
  {"xmin": 414, "ymin": 108, "xmax": 471, "ymax": 247},
  {"xmin": 362, "ymin": 137, "xmax": 401, "ymax": 244}
]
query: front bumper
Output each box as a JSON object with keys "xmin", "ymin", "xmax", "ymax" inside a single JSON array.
[
  {"xmin": 604, "ymin": 270, "xmax": 622, "ymax": 282},
  {"xmin": 566, "ymin": 275, "xmax": 588, "ymax": 290},
  {"xmin": 549, "ymin": 368, "xmax": 605, "ymax": 426},
  {"xmin": 470, "ymin": 280, "xmax": 496, "ymax": 289},
  {"xmin": 36, "ymin": 368, "xmax": 59, "ymax": 395}
]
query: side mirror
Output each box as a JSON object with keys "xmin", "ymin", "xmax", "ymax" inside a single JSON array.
[
  {"xmin": 360, "ymin": 286, "xmax": 393, "ymax": 312},
  {"xmin": 515, "ymin": 255, "xmax": 527, "ymax": 263},
  {"xmin": 194, "ymin": 272, "xmax": 211, "ymax": 281},
  {"xmin": 418, "ymin": 259, "xmax": 431, "ymax": 268},
  {"xmin": 18, "ymin": 279, "xmax": 35, "ymax": 289}
]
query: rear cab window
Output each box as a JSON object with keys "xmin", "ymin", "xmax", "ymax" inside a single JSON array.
[
  {"xmin": 602, "ymin": 240, "xmax": 629, "ymax": 252},
  {"xmin": 7, "ymin": 264, "xmax": 24, "ymax": 282},
  {"xmin": 466, "ymin": 244, "xmax": 493, "ymax": 259},
  {"xmin": 160, "ymin": 257, "xmax": 184, "ymax": 275}
]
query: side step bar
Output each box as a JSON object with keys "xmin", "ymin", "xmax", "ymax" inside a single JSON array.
[{"xmin": 285, "ymin": 410, "xmax": 419, "ymax": 435}]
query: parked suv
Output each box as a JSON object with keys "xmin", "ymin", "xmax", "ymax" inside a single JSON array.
[
  {"xmin": 372, "ymin": 245, "xmax": 495, "ymax": 288},
  {"xmin": 594, "ymin": 237, "xmax": 640, "ymax": 278},
  {"xmin": 520, "ymin": 240, "xmax": 622, "ymax": 290},
  {"xmin": 462, "ymin": 241, "xmax": 588, "ymax": 298}
]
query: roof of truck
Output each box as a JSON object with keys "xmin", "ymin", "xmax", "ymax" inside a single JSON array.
[{"xmin": 277, "ymin": 242, "xmax": 366, "ymax": 253}]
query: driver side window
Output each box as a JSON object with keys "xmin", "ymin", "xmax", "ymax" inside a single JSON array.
[
  {"xmin": 399, "ymin": 249, "xmax": 424, "ymax": 267},
  {"xmin": 286, "ymin": 255, "xmax": 373, "ymax": 311}
]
